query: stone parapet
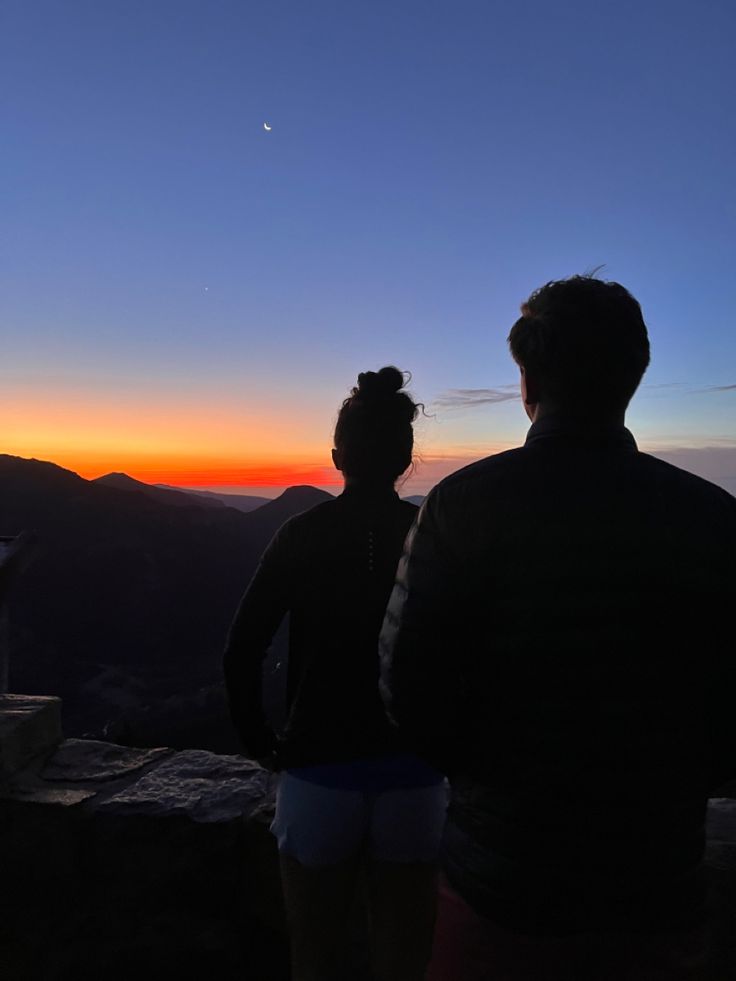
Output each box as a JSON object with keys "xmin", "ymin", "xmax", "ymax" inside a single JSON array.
[
  {"xmin": 0, "ymin": 694, "xmax": 62, "ymax": 781},
  {"xmin": 2, "ymin": 734, "xmax": 735, "ymax": 979},
  {"xmin": 0, "ymin": 737, "xmax": 291, "ymax": 981}
]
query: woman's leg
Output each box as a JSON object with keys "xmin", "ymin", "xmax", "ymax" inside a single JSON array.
[
  {"xmin": 368, "ymin": 859, "xmax": 439, "ymax": 981},
  {"xmin": 280, "ymin": 851, "xmax": 362, "ymax": 981},
  {"xmin": 271, "ymin": 773, "xmax": 368, "ymax": 980},
  {"xmin": 368, "ymin": 782, "xmax": 447, "ymax": 981}
]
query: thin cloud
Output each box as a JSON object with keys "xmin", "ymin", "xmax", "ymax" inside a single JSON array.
[
  {"xmin": 642, "ymin": 382, "xmax": 688, "ymax": 390},
  {"xmin": 433, "ymin": 386, "xmax": 520, "ymax": 410},
  {"xmin": 433, "ymin": 381, "xmax": 735, "ymax": 411},
  {"xmin": 651, "ymin": 382, "xmax": 736, "ymax": 395},
  {"xmin": 641, "ymin": 382, "xmax": 736, "ymax": 397}
]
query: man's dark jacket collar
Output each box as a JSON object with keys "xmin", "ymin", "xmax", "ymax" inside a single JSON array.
[{"xmin": 525, "ymin": 414, "xmax": 638, "ymax": 452}]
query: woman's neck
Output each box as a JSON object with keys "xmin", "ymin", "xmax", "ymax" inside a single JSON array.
[{"xmin": 342, "ymin": 475, "xmax": 397, "ymax": 496}]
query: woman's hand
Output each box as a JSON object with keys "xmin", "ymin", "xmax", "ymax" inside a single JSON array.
[
  {"xmin": 241, "ymin": 723, "xmax": 280, "ymax": 770},
  {"xmin": 255, "ymin": 748, "xmax": 282, "ymax": 772}
]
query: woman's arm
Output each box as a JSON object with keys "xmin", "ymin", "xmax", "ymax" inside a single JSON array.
[{"xmin": 223, "ymin": 522, "xmax": 293, "ymax": 761}]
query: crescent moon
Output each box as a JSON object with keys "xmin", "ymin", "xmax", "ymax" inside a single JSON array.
[{"xmin": 263, "ymin": 122, "xmax": 272, "ymax": 131}]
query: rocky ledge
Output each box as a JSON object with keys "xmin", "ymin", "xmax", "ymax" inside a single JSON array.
[
  {"xmin": 0, "ymin": 737, "xmax": 289, "ymax": 981},
  {"xmin": 1, "ymin": 729, "xmax": 735, "ymax": 980}
]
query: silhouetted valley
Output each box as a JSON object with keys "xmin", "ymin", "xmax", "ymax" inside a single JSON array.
[
  {"xmin": 152, "ymin": 483, "xmax": 272, "ymax": 512},
  {"xmin": 0, "ymin": 455, "xmax": 334, "ymax": 752}
]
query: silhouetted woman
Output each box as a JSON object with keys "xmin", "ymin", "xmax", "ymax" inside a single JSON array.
[{"xmin": 224, "ymin": 367, "xmax": 445, "ymax": 981}]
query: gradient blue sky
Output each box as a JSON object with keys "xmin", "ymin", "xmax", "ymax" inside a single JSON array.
[{"xmin": 3, "ymin": 0, "xmax": 735, "ymax": 494}]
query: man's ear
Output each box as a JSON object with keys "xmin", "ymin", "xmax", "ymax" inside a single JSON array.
[
  {"xmin": 331, "ymin": 448, "xmax": 342, "ymax": 472},
  {"xmin": 520, "ymin": 367, "xmax": 540, "ymax": 421}
]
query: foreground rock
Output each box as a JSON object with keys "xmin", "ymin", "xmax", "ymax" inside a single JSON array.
[
  {"xmin": 94, "ymin": 749, "xmax": 272, "ymax": 822},
  {"xmin": 0, "ymin": 694, "xmax": 61, "ymax": 780},
  {"xmin": 705, "ymin": 797, "xmax": 736, "ymax": 977},
  {"xmin": 0, "ymin": 738, "xmax": 288, "ymax": 981},
  {"xmin": 1, "ymin": 736, "xmax": 735, "ymax": 980}
]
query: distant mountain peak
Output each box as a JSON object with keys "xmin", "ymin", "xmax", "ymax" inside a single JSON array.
[
  {"xmin": 93, "ymin": 472, "xmax": 214, "ymax": 509},
  {"xmin": 96, "ymin": 472, "xmax": 139, "ymax": 487},
  {"xmin": 276, "ymin": 485, "xmax": 332, "ymax": 501},
  {"xmin": 252, "ymin": 485, "xmax": 334, "ymax": 521}
]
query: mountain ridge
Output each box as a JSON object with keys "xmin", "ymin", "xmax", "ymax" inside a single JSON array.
[
  {"xmin": 154, "ymin": 485, "xmax": 271, "ymax": 513},
  {"xmin": 0, "ymin": 455, "xmax": 334, "ymax": 748}
]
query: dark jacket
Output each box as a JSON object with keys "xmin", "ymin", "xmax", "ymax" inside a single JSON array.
[
  {"xmin": 224, "ymin": 486, "xmax": 418, "ymax": 768},
  {"xmin": 380, "ymin": 416, "xmax": 736, "ymax": 934}
]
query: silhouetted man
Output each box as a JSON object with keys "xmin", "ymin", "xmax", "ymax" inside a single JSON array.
[{"xmin": 380, "ymin": 276, "xmax": 736, "ymax": 980}]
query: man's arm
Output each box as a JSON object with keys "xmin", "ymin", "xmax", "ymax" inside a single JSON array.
[
  {"xmin": 379, "ymin": 489, "xmax": 467, "ymax": 775},
  {"xmin": 223, "ymin": 522, "xmax": 293, "ymax": 761},
  {"xmin": 706, "ymin": 501, "xmax": 736, "ymax": 791}
]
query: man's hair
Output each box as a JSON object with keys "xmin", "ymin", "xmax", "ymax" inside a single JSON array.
[{"xmin": 507, "ymin": 275, "xmax": 651, "ymax": 411}]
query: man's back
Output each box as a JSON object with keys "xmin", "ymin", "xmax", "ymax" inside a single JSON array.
[{"xmin": 381, "ymin": 415, "xmax": 736, "ymax": 933}]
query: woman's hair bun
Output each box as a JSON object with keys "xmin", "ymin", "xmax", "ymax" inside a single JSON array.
[
  {"xmin": 356, "ymin": 365, "xmax": 405, "ymax": 398},
  {"xmin": 335, "ymin": 365, "xmax": 420, "ymax": 482}
]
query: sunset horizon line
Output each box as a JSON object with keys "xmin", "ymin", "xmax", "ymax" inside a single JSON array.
[
  {"xmin": 4, "ymin": 447, "xmax": 493, "ymax": 498},
  {"xmin": 6, "ymin": 432, "xmax": 736, "ymax": 500}
]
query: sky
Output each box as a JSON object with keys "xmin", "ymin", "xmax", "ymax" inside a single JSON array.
[{"xmin": 2, "ymin": 0, "xmax": 735, "ymax": 496}]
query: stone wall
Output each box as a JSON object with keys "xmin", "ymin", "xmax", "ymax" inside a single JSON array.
[
  {"xmin": 1, "ymin": 703, "xmax": 735, "ymax": 980},
  {"xmin": 0, "ymin": 736, "xmax": 290, "ymax": 981}
]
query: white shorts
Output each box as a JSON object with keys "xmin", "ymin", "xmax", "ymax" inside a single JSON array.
[{"xmin": 271, "ymin": 772, "xmax": 448, "ymax": 868}]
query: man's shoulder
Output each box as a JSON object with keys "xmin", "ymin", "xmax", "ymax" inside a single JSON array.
[
  {"xmin": 635, "ymin": 451, "xmax": 736, "ymax": 509},
  {"xmin": 431, "ymin": 447, "xmax": 527, "ymax": 500}
]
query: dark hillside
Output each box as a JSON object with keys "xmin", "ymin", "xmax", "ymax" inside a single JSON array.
[
  {"xmin": 156, "ymin": 486, "xmax": 272, "ymax": 512},
  {"xmin": 94, "ymin": 472, "xmax": 227, "ymax": 509},
  {"xmin": 247, "ymin": 484, "xmax": 334, "ymax": 526},
  {"xmin": 0, "ymin": 455, "xmax": 333, "ymax": 748}
]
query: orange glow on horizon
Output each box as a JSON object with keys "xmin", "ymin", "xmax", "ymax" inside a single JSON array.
[
  {"xmin": 4, "ymin": 383, "xmax": 507, "ymax": 492},
  {"xmin": 2, "ymin": 384, "xmax": 511, "ymax": 492},
  {"xmin": 35, "ymin": 449, "xmax": 345, "ymax": 489},
  {"xmin": 6, "ymin": 444, "xmax": 500, "ymax": 494},
  {"xmin": 109, "ymin": 464, "xmax": 344, "ymax": 489}
]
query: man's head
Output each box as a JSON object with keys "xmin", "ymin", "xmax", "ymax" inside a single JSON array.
[{"xmin": 508, "ymin": 275, "xmax": 650, "ymax": 422}]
